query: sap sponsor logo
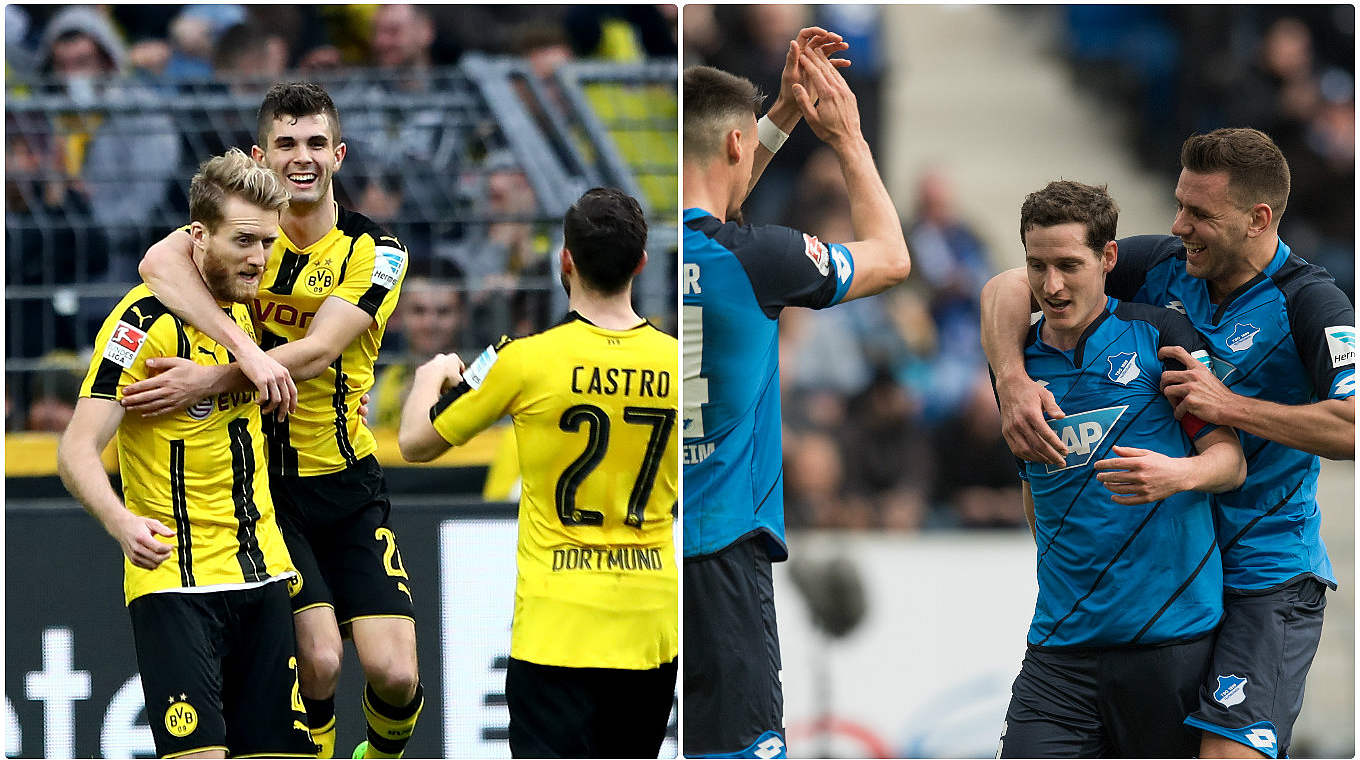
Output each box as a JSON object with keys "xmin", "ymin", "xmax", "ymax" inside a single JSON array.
[
  {"xmin": 372, "ymin": 244, "xmax": 407, "ymax": 290},
  {"xmin": 1242, "ymin": 725, "xmax": 1277, "ymax": 753},
  {"xmin": 1044, "ymin": 406, "xmax": 1128, "ymax": 473},
  {"xmin": 1213, "ymin": 674, "xmax": 1247, "ymax": 707},
  {"xmin": 1324, "ymin": 325, "xmax": 1355, "ymax": 368},
  {"xmin": 831, "ymin": 245, "xmax": 852, "ymax": 284},
  {"xmin": 684, "ymin": 442, "xmax": 715, "ymax": 464},
  {"xmin": 1166, "ymin": 300, "xmax": 1186, "ymax": 314},
  {"xmin": 464, "ymin": 344, "xmax": 499, "ymax": 390},
  {"xmin": 551, "ymin": 546, "xmax": 664, "ymax": 572},
  {"xmin": 104, "ymin": 321, "xmax": 148, "ymax": 368},
  {"xmin": 1331, "ymin": 372, "xmax": 1355, "ymax": 399},
  {"xmin": 254, "ymin": 300, "xmax": 316, "ymax": 329},
  {"xmin": 803, "ymin": 234, "xmax": 831, "ymax": 276},
  {"xmin": 1226, "ymin": 323, "xmax": 1260, "ymax": 353},
  {"xmin": 1106, "ymin": 352, "xmax": 1140, "ymax": 385},
  {"xmin": 683, "ymin": 262, "xmax": 702, "ymax": 295}
]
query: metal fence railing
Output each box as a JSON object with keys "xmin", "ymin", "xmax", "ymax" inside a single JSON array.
[{"xmin": 5, "ymin": 61, "xmax": 677, "ymax": 430}]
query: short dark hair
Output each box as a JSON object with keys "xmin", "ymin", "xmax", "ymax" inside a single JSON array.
[
  {"xmin": 562, "ymin": 187, "xmax": 647, "ymax": 295},
  {"xmin": 1180, "ymin": 128, "xmax": 1290, "ymax": 220},
  {"xmin": 256, "ymin": 82, "xmax": 341, "ymax": 148},
  {"xmin": 1020, "ymin": 180, "xmax": 1119, "ymax": 254},
  {"xmin": 683, "ymin": 65, "xmax": 764, "ymax": 159}
]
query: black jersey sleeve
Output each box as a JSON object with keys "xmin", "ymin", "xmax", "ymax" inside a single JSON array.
[
  {"xmin": 731, "ymin": 224, "xmax": 849, "ymax": 319},
  {"xmin": 1279, "ymin": 263, "xmax": 1356, "ymax": 400},
  {"xmin": 1109, "ymin": 235, "xmax": 1182, "ymax": 301}
]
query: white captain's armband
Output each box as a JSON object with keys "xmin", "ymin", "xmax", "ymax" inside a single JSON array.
[
  {"xmin": 371, "ymin": 244, "xmax": 407, "ymax": 289},
  {"xmin": 104, "ymin": 321, "xmax": 149, "ymax": 368},
  {"xmin": 1324, "ymin": 326, "xmax": 1356, "ymax": 368},
  {"xmin": 464, "ymin": 344, "xmax": 500, "ymax": 390}
]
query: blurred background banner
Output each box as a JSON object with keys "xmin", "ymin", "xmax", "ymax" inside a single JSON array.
[
  {"xmin": 684, "ymin": 4, "xmax": 1353, "ymax": 757},
  {"xmin": 4, "ymin": 501, "xmax": 678, "ymax": 759},
  {"xmin": 5, "ymin": 4, "xmax": 677, "ymax": 758}
]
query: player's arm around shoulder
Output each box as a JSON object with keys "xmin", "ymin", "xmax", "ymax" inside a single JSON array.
[{"xmin": 139, "ymin": 227, "xmax": 296, "ymax": 413}]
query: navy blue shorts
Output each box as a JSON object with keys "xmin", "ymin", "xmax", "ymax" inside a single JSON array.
[
  {"xmin": 1184, "ymin": 576, "xmax": 1327, "ymax": 758},
  {"xmin": 682, "ymin": 537, "xmax": 785, "ymax": 758},
  {"xmin": 999, "ymin": 633, "xmax": 1214, "ymax": 758}
]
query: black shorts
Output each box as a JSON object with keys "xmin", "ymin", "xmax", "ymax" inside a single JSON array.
[
  {"xmin": 128, "ymin": 580, "xmax": 315, "ymax": 758},
  {"xmin": 682, "ymin": 536, "xmax": 785, "ymax": 758},
  {"xmin": 999, "ymin": 633, "xmax": 1215, "ymax": 758},
  {"xmin": 272, "ymin": 455, "xmax": 416, "ymax": 625},
  {"xmin": 1184, "ymin": 576, "xmax": 1327, "ymax": 758},
  {"xmin": 505, "ymin": 657, "xmax": 677, "ymax": 758}
]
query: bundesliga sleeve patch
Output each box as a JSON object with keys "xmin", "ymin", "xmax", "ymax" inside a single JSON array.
[
  {"xmin": 371, "ymin": 244, "xmax": 407, "ymax": 290},
  {"xmin": 1324, "ymin": 325, "xmax": 1355, "ymax": 368},
  {"xmin": 463, "ymin": 344, "xmax": 499, "ymax": 390},
  {"xmin": 103, "ymin": 321, "xmax": 148, "ymax": 368},
  {"xmin": 802, "ymin": 233, "xmax": 831, "ymax": 276}
]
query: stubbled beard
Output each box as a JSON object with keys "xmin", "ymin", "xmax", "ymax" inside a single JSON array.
[{"xmin": 202, "ymin": 255, "xmax": 257, "ymax": 303}]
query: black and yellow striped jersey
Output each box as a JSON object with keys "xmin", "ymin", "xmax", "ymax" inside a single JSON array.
[
  {"xmin": 80, "ymin": 284, "xmax": 295, "ymax": 605},
  {"xmin": 244, "ymin": 206, "xmax": 406, "ymax": 477},
  {"xmin": 431, "ymin": 313, "xmax": 678, "ymax": 669}
]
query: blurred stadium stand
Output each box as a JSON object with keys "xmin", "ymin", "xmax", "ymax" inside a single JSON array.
[{"xmin": 5, "ymin": 6, "xmax": 676, "ymax": 440}]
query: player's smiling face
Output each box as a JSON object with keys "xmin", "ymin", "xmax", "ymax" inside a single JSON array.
[
  {"xmin": 255, "ymin": 113, "xmax": 345, "ymax": 207},
  {"xmin": 197, "ymin": 196, "xmax": 279, "ymax": 303},
  {"xmin": 1171, "ymin": 170, "xmax": 1250, "ymax": 284},
  {"xmin": 1024, "ymin": 221, "xmax": 1114, "ymax": 346}
]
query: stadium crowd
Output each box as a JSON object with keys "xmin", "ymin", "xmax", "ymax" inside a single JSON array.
[
  {"xmin": 684, "ymin": 4, "xmax": 1354, "ymax": 533},
  {"xmin": 5, "ymin": 4, "xmax": 677, "ymax": 435}
]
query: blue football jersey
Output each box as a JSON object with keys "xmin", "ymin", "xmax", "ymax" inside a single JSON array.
[
  {"xmin": 1019, "ymin": 297, "xmax": 1223, "ymax": 647},
  {"xmin": 1109, "ymin": 236, "xmax": 1354, "ymax": 591},
  {"xmin": 682, "ymin": 208, "xmax": 855, "ymax": 559}
]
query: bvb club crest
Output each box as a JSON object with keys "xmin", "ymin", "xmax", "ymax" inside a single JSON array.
[{"xmin": 165, "ymin": 696, "xmax": 198, "ymax": 737}]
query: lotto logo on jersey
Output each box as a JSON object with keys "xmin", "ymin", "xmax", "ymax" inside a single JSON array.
[
  {"xmin": 1106, "ymin": 352, "xmax": 1140, "ymax": 385},
  {"xmin": 751, "ymin": 731, "xmax": 786, "ymax": 759},
  {"xmin": 1044, "ymin": 405, "xmax": 1127, "ymax": 473},
  {"xmin": 372, "ymin": 244, "xmax": 407, "ymax": 290},
  {"xmin": 103, "ymin": 321, "xmax": 147, "ymax": 368},
  {"xmin": 1324, "ymin": 325, "xmax": 1355, "ymax": 368},
  {"xmin": 830, "ymin": 245, "xmax": 851, "ymax": 284},
  {"xmin": 1331, "ymin": 371, "xmax": 1354, "ymax": 399},
  {"xmin": 802, "ymin": 233, "xmax": 831, "ymax": 276},
  {"xmin": 1213, "ymin": 674, "xmax": 1247, "ymax": 707},
  {"xmin": 1236, "ymin": 722, "xmax": 1277, "ymax": 753},
  {"xmin": 1166, "ymin": 300, "xmax": 1186, "ymax": 314}
]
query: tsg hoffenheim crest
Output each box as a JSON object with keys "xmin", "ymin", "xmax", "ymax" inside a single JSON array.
[
  {"xmin": 1214, "ymin": 674, "xmax": 1247, "ymax": 707},
  {"xmin": 1107, "ymin": 352, "xmax": 1139, "ymax": 385},
  {"xmin": 1227, "ymin": 323, "xmax": 1261, "ymax": 353}
]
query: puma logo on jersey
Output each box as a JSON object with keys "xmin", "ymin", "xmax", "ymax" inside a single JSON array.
[
  {"xmin": 129, "ymin": 305, "xmax": 153, "ymax": 327},
  {"xmin": 1044, "ymin": 406, "xmax": 1128, "ymax": 473}
]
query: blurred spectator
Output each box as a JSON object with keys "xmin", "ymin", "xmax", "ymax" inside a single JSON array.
[
  {"xmin": 932, "ymin": 372, "xmax": 1025, "ymax": 529},
  {"xmin": 370, "ymin": 4, "xmax": 437, "ymax": 82},
  {"xmin": 24, "ymin": 363, "xmax": 83, "ymax": 433},
  {"xmin": 34, "ymin": 6, "xmax": 181, "ymax": 239},
  {"xmin": 563, "ymin": 5, "xmax": 677, "ymax": 62},
  {"xmin": 840, "ymin": 369, "xmax": 933, "ymax": 532},
  {"xmin": 213, "ymin": 23, "xmax": 289, "ymax": 91},
  {"xmin": 369, "ymin": 275, "xmax": 465, "ymax": 430}
]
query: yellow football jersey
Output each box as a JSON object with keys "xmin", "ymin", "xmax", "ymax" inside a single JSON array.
[
  {"xmin": 80, "ymin": 285, "xmax": 295, "ymax": 605},
  {"xmin": 432, "ymin": 314, "xmax": 679, "ymax": 669},
  {"xmin": 248, "ymin": 206, "xmax": 407, "ymax": 476}
]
